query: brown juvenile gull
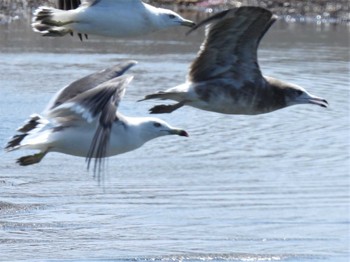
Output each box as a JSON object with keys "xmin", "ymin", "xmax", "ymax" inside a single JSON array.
[
  {"xmin": 141, "ymin": 6, "xmax": 328, "ymax": 115},
  {"xmin": 32, "ymin": 0, "xmax": 195, "ymax": 41},
  {"xmin": 5, "ymin": 61, "xmax": 188, "ymax": 180}
]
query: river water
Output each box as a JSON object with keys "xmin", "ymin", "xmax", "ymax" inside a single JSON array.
[{"xmin": 0, "ymin": 17, "xmax": 349, "ymax": 262}]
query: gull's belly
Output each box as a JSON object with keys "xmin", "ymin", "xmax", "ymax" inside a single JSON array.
[
  {"xmin": 191, "ymin": 94, "xmax": 258, "ymax": 115},
  {"xmin": 51, "ymin": 127, "xmax": 95, "ymax": 157},
  {"xmin": 192, "ymin": 81, "xmax": 263, "ymax": 115},
  {"xmin": 51, "ymin": 126, "xmax": 137, "ymax": 158}
]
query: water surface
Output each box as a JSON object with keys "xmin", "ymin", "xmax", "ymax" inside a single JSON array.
[{"xmin": 0, "ymin": 19, "xmax": 349, "ymax": 262}]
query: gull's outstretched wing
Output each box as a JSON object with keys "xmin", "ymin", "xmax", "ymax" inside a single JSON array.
[
  {"xmin": 49, "ymin": 75, "xmax": 133, "ymax": 178},
  {"xmin": 188, "ymin": 7, "xmax": 276, "ymax": 84},
  {"xmin": 45, "ymin": 60, "xmax": 137, "ymax": 113}
]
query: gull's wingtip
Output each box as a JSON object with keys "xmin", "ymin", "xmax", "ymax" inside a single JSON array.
[
  {"xmin": 128, "ymin": 60, "xmax": 138, "ymax": 66},
  {"xmin": 186, "ymin": 9, "xmax": 231, "ymax": 35}
]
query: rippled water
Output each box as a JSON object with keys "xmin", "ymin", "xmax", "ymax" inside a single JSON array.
[{"xmin": 0, "ymin": 19, "xmax": 349, "ymax": 262}]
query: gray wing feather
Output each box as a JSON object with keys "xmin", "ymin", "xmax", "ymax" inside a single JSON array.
[
  {"xmin": 52, "ymin": 75, "xmax": 133, "ymax": 178},
  {"xmin": 81, "ymin": 75, "xmax": 133, "ymax": 176},
  {"xmin": 188, "ymin": 7, "xmax": 276, "ymax": 84},
  {"xmin": 46, "ymin": 60, "xmax": 137, "ymax": 112}
]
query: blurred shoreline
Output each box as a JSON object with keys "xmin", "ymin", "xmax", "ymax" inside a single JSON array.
[{"xmin": 0, "ymin": 0, "xmax": 349, "ymax": 25}]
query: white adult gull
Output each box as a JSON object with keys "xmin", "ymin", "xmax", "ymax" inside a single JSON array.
[
  {"xmin": 141, "ymin": 6, "xmax": 328, "ymax": 115},
  {"xmin": 32, "ymin": 0, "xmax": 195, "ymax": 41},
  {"xmin": 5, "ymin": 61, "xmax": 188, "ymax": 178}
]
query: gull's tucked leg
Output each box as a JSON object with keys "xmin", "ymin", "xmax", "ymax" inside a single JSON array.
[{"xmin": 17, "ymin": 151, "xmax": 47, "ymax": 166}]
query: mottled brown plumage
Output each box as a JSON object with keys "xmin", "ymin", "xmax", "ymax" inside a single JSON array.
[{"xmin": 142, "ymin": 6, "xmax": 328, "ymax": 115}]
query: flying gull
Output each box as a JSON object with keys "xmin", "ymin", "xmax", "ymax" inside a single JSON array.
[
  {"xmin": 5, "ymin": 61, "xmax": 188, "ymax": 180},
  {"xmin": 32, "ymin": 0, "xmax": 195, "ymax": 41},
  {"xmin": 141, "ymin": 7, "xmax": 328, "ymax": 115}
]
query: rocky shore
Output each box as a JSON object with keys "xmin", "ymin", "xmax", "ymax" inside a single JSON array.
[{"xmin": 0, "ymin": 0, "xmax": 349, "ymax": 24}]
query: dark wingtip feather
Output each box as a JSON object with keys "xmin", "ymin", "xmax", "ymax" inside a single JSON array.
[{"xmin": 186, "ymin": 9, "xmax": 231, "ymax": 35}]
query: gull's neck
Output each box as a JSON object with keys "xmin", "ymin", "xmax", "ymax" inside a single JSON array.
[{"xmin": 121, "ymin": 114, "xmax": 163, "ymax": 143}]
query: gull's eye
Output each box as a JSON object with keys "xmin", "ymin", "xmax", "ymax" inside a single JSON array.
[
  {"xmin": 168, "ymin": 14, "xmax": 176, "ymax": 19},
  {"xmin": 153, "ymin": 122, "xmax": 162, "ymax": 128},
  {"xmin": 296, "ymin": 90, "xmax": 303, "ymax": 95}
]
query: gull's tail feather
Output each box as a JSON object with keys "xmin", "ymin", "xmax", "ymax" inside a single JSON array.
[
  {"xmin": 5, "ymin": 114, "xmax": 51, "ymax": 162},
  {"xmin": 140, "ymin": 91, "xmax": 182, "ymax": 102},
  {"xmin": 5, "ymin": 134, "xmax": 28, "ymax": 151},
  {"xmin": 6, "ymin": 114, "xmax": 45, "ymax": 152},
  {"xmin": 17, "ymin": 114, "xmax": 41, "ymax": 133},
  {"xmin": 32, "ymin": 6, "xmax": 75, "ymax": 37},
  {"xmin": 140, "ymin": 91, "xmax": 186, "ymax": 114},
  {"xmin": 139, "ymin": 92, "xmax": 167, "ymax": 101},
  {"xmin": 149, "ymin": 102, "xmax": 185, "ymax": 114}
]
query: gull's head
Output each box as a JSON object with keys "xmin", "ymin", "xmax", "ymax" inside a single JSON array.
[
  {"xmin": 266, "ymin": 76, "xmax": 329, "ymax": 109},
  {"xmin": 283, "ymin": 85, "xmax": 328, "ymax": 109},
  {"xmin": 139, "ymin": 117, "xmax": 189, "ymax": 141},
  {"xmin": 157, "ymin": 8, "xmax": 195, "ymax": 28}
]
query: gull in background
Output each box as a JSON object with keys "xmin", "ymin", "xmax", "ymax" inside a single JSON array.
[
  {"xmin": 141, "ymin": 7, "xmax": 328, "ymax": 115},
  {"xmin": 32, "ymin": 0, "xmax": 195, "ymax": 41},
  {"xmin": 5, "ymin": 61, "xmax": 188, "ymax": 180}
]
